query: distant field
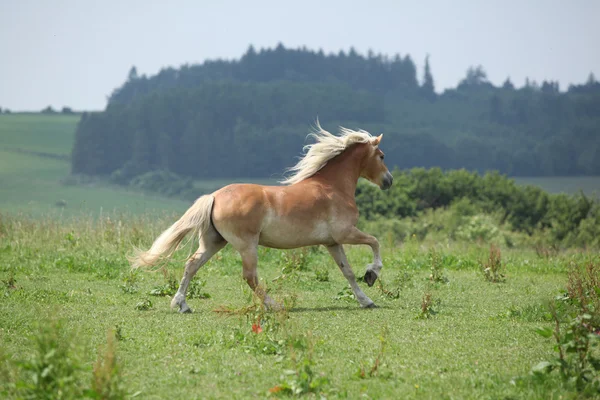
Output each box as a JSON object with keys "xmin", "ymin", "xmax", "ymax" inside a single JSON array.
[
  {"xmin": 0, "ymin": 114, "xmax": 278, "ymax": 217},
  {"xmin": 0, "ymin": 114, "xmax": 189, "ymax": 217},
  {"xmin": 0, "ymin": 113, "xmax": 78, "ymax": 156},
  {"xmin": 0, "ymin": 149, "xmax": 190, "ymax": 217},
  {"xmin": 514, "ymin": 176, "xmax": 600, "ymax": 198}
]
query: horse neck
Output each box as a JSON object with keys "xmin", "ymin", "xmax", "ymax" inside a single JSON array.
[{"xmin": 310, "ymin": 143, "xmax": 366, "ymax": 196}]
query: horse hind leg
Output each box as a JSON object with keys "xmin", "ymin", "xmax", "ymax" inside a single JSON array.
[{"xmin": 171, "ymin": 229, "xmax": 226, "ymax": 313}]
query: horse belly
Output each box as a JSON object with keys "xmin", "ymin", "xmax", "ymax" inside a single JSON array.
[{"xmin": 258, "ymin": 218, "xmax": 334, "ymax": 249}]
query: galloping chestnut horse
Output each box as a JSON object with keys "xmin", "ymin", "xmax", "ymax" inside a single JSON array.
[{"xmin": 130, "ymin": 123, "xmax": 393, "ymax": 312}]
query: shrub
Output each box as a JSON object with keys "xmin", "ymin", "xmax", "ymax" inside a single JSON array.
[
  {"xmin": 17, "ymin": 318, "xmax": 84, "ymax": 399},
  {"xmin": 533, "ymin": 259, "xmax": 600, "ymax": 394}
]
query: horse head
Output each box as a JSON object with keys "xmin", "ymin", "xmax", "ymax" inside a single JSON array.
[{"xmin": 360, "ymin": 134, "xmax": 393, "ymax": 190}]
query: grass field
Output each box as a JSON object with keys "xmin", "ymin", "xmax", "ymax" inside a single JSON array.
[
  {"xmin": 1, "ymin": 215, "xmax": 598, "ymax": 399},
  {"xmin": 0, "ymin": 113, "xmax": 77, "ymax": 156},
  {"xmin": 0, "ymin": 114, "xmax": 189, "ymax": 217},
  {"xmin": 0, "ymin": 114, "xmax": 279, "ymax": 217}
]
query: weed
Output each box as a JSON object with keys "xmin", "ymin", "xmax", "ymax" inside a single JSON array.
[
  {"xmin": 356, "ymin": 326, "xmax": 390, "ymax": 379},
  {"xmin": 64, "ymin": 231, "xmax": 79, "ymax": 247},
  {"xmin": 333, "ymin": 285, "xmax": 355, "ymax": 302},
  {"xmin": 214, "ymin": 295, "xmax": 291, "ymax": 357},
  {"xmin": 119, "ymin": 269, "xmax": 139, "ymax": 294},
  {"xmin": 534, "ymin": 244, "xmax": 559, "ymax": 259},
  {"xmin": 428, "ymin": 249, "xmax": 449, "ymax": 284},
  {"xmin": 2, "ymin": 272, "xmax": 16, "ymax": 290},
  {"xmin": 282, "ymin": 293, "xmax": 298, "ymax": 310},
  {"xmin": 417, "ymin": 290, "xmax": 440, "ymax": 319},
  {"xmin": 149, "ymin": 268, "xmax": 178, "ymax": 296},
  {"xmin": 376, "ymin": 279, "xmax": 400, "ymax": 300},
  {"xmin": 496, "ymin": 304, "xmax": 551, "ymax": 322},
  {"xmin": 215, "ymin": 291, "xmax": 288, "ymax": 335},
  {"xmin": 481, "ymin": 244, "xmax": 506, "ymax": 283},
  {"xmin": 86, "ymin": 328, "xmax": 128, "ymax": 400},
  {"xmin": 566, "ymin": 260, "xmax": 600, "ymax": 328},
  {"xmin": 269, "ymin": 332, "xmax": 329, "ymax": 396},
  {"xmin": 187, "ymin": 278, "xmax": 211, "ymax": 299},
  {"xmin": 377, "ymin": 271, "xmax": 413, "ymax": 300},
  {"xmin": 314, "ymin": 265, "xmax": 329, "ymax": 282},
  {"xmin": 148, "ymin": 284, "xmax": 175, "ymax": 297},
  {"xmin": 273, "ymin": 249, "xmax": 310, "ymax": 282},
  {"xmin": 135, "ymin": 299, "xmax": 153, "ymax": 311},
  {"xmin": 17, "ymin": 318, "xmax": 83, "ymax": 399},
  {"xmin": 114, "ymin": 325, "xmax": 125, "ymax": 341},
  {"xmin": 533, "ymin": 259, "xmax": 600, "ymax": 394},
  {"xmin": 534, "ymin": 304, "xmax": 600, "ymax": 394},
  {"xmin": 0, "ymin": 346, "xmax": 16, "ymax": 397},
  {"xmin": 282, "ymin": 248, "xmax": 310, "ymax": 271}
]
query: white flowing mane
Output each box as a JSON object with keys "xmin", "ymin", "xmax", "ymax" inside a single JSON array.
[{"xmin": 280, "ymin": 122, "xmax": 374, "ymax": 185}]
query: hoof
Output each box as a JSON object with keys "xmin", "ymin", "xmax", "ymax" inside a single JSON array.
[
  {"xmin": 364, "ymin": 270, "xmax": 378, "ymax": 287},
  {"xmin": 179, "ymin": 307, "xmax": 192, "ymax": 314},
  {"xmin": 362, "ymin": 302, "xmax": 378, "ymax": 309}
]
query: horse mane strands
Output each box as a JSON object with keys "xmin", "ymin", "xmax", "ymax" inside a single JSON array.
[{"xmin": 280, "ymin": 121, "xmax": 373, "ymax": 185}]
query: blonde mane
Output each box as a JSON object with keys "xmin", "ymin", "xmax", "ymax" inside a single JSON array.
[{"xmin": 280, "ymin": 122, "xmax": 374, "ymax": 185}]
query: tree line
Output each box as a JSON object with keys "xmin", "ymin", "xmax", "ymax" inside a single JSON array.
[{"xmin": 71, "ymin": 44, "xmax": 600, "ymax": 180}]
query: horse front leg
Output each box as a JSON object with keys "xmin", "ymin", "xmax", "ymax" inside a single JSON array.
[
  {"xmin": 238, "ymin": 245, "xmax": 280, "ymax": 310},
  {"xmin": 327, "ymin": 244, "xmax": 376, "ymax": 308},
  {"xmin": 340, "ymin": 227, "xmax": 382, "ymax": 287}
]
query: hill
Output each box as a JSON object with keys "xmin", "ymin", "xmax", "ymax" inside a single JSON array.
[{"xmin": 71, "ymin": 45, "xmax": 600, "ymax": 182}]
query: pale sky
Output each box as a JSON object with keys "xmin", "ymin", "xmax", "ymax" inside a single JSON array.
[{"xmin": 1, "ymin": 0, "xmax": 598, "ymax": 111}]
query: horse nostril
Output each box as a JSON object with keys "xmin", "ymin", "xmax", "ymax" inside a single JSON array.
[{"xmin": 382, "ymin": 172, "xmax": 393, "ymax": 190}]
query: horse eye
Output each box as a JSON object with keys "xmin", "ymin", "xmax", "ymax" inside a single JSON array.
[{"xmin": 380, "ymin": 154, "xmax": 385, "ymax": 160}]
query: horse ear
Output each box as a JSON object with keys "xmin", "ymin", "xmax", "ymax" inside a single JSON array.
[{"xmin": 372, "ymin": 134, "xmax": 383, "ymax": 145}]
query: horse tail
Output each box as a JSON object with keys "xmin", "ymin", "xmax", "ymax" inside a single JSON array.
[{"xmin": 129, "ymin": 195, "xmax": 215, "ymax": 269}]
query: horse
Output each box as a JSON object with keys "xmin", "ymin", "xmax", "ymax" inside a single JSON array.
[{"xmin": 130, "ymin": 123, "xmax": 393, "ymax": 312}]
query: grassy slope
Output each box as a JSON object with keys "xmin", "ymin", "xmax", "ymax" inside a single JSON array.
[
  {"xmin": 0, "ymin": 113, "xmax": 76, "ymax": 156},
  {"xmin": 0, "ymin": 114, "xmax": 188, "ymax": 216},
  {"xmin": 0, "ymin": 217, "xmax": 581, "ymax": 399}
]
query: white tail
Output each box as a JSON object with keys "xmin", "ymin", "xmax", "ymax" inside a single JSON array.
[{"xmin": 129, "ymin": 195, "xmax": 215, "ymax": 268}]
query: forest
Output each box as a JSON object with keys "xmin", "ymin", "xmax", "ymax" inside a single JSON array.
[{"xmin": 71, "ymin": 44, "xmax": 600, "ymax": 181}]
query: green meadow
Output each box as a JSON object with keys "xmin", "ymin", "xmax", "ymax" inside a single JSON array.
[
  {"xmin": 1, "ymin": 215, "xmax": 597, "ymax": 399},
  {"xmin": 0, "ymin": 113, "xmax": 76, "ymax": 156}
]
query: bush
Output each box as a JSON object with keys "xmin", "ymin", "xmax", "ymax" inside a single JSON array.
[
  {"xmin": 128, "ymin": 170, "xmax": 199, "ymax": 200},
  {"xmin": 533, "ymin": 259, "xmax": 600, "ymax": 394},
  {"xmin": 16, "ymin": 319, "xmax": 84, "ymax": 399},
  {"xmin": 355, "ymin": 168, "xmax": 599, "ymax": 248}
]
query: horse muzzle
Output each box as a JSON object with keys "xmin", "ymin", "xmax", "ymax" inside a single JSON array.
[{"xmin": 381, "ymin": 171, "xmax": 393, "ymax": 190}]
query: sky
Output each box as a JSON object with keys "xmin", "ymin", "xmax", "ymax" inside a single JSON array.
[{"xmin": 0, "ymin": 0, "xmax": 598, "ymax": 111}]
